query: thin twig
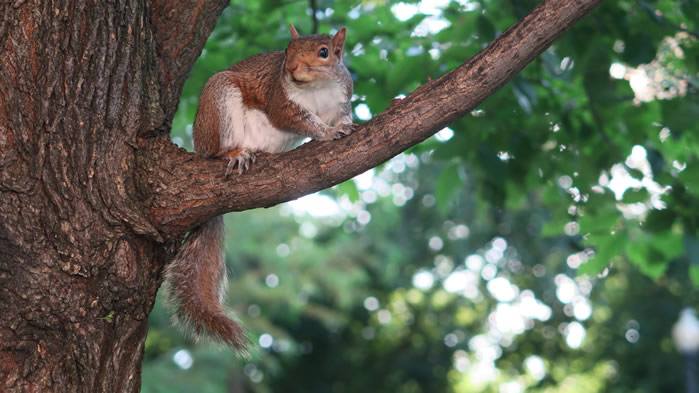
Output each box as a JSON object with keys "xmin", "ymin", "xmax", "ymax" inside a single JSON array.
[{"xmin": 310, "ymin": 0, "xmax": 318, "ymax": 34}]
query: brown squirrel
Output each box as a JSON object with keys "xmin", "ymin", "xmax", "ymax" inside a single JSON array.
[{"xmin": 163, "ymin": 25, "xmax": 354, "ymax": 353}]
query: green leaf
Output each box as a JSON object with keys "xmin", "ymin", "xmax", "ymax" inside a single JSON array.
[
  {"xmin": 505, "ymin": 180, "xmax": 526, "ymax": 209},
  {"xmin": 626, "ymin": 167, "xmax": 644, "ymax": 180},
  {"xmin": 540, "ymin": 182, "xmax": 564, "ymax": 205},
  {"xmin": 690, "ymin": 266, "xmax": 699, "ymax": 287},
  {"xmin": 540, "ymin": 218, "xmax": 566, "ymax": 237},
  {"xmin": 476, "ymin": 15, "xmax": 496, "ymax": 41},
  {"xmin": 578, "ymin": 207, "xmax": 620, "ymax": 235},
  {"xmin": 624, "ymin": 232, "xmax": 680, "ymax": 279},
  {"xmin": 350, "ymin": 46, "xmax": 389, "ymax": 79},
  {"xmin": 636, "ymin": 260, "xmax": 668, "ymax": 279},
  {"xmin": 577, "ymin": 253, "xmax": 610, "ymax": 275},
  {"xmin": 678, "ymin": 162, "xmax": 699, "ymax": 197},
  {"xmin": 643, "ymin": 209, "xmax": 676, "ymax": 232},
  {"xmin": 435, "ymin": 163, "xmax": 464, "ymax": 215},
  {"xmin": 650, "ymin": 231, "xmax": 683, "ymax": 260},
  {"xmin": 579, "ymin": 230, "xmax": 628, "ymax": 275},
  {"xmin": 625, "ymin": 241, "xmax": 666, "ymax": 278},
  {"xmin": 621, "ymin": 32, "xmax": 657, "ymax": 66},
  {"xmin": 661, "ymin": 97, "xmax": 699, "ymax": 132},
  {"xmin": 340, "ymin": 179, "xmax": 360, "ymax": 203},
  {"xmin": 621, "ymin": 188, "xmax": 649, "ymax": 204},
  {"xmin": 98, "ymin": 311, "xmax": 115, "ymax": 323}
]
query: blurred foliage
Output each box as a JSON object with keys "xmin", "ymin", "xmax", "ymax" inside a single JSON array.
[{"xmin": 147, "ymin": 0, "xmax": 699, "ymax": 392}]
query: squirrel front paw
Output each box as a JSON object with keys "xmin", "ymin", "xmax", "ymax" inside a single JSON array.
[
  {"xmin": 316, "ymin": 123, "xmax": 357, "ymax": 141},
  {"xmin": 224, "ymin": 149, "xmax": 256, "ymax": 176}
]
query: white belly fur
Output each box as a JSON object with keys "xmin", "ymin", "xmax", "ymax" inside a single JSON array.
[
  {"xmin": 285, "ymin": 79, "xmax": 347, "ymax": 126},
  {"xmin": 217, "ymin": 85, "xmax": 304, "ymax": 154}
]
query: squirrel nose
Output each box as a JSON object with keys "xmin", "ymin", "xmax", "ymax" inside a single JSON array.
[{"xmin": 286, "ymin": 62, "xmax": 298, "ymax": 73}]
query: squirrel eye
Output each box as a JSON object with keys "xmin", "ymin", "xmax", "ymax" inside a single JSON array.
[{"xmin": 318, "ymin": 47, "xmax": 329, "ymax": 58}]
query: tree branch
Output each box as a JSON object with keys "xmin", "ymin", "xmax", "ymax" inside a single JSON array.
[
  {"xmin": 140, "ymin": 0, "xmax": 605, "ymax": 238},
  {"xmin": 151, "ymin": 0, "xmax": 230, "ymax": 121}
]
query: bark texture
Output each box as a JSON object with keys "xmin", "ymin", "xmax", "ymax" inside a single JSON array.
[
  {"xmin": 0, "ymin": 0, "xmax": 602, "ymax": 392},
  {"xmin": 0, "ymin": 0, "xmax": 225, "ymax": 392}
]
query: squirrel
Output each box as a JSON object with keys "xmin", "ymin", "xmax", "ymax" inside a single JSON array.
[{"xmin": 163, "ymin": 25, "xmax": 354, "ymax": 353}]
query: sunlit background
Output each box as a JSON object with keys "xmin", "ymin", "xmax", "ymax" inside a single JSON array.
[{"xmin": 146, "ymin": 0, "xmax": 699, "ymax": 392}]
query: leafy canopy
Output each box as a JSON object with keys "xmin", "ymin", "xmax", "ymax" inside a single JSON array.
[{"xmin": 149, "ymin": 1, "xmax": 699, "ymax": 392}]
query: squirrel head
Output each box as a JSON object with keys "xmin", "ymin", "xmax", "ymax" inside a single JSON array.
[{"xmin": 284, "ymin": 25, "xmax": 347, "ymax": 88}]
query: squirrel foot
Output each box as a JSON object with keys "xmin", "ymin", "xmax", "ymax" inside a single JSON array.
[
  {"xmin": 317, "ymin": 123, "xmax": 357, "ymax": 141},
  {"xmin": 223, "ymin": 149, "xmax": 256, "ymax": 176}
]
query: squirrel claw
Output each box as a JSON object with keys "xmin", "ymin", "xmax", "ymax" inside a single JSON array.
[
  {"xmin": 225, "ymin": 150, "xmax": 256, "ymax": 176},
  {"xmin": 340, "ymin": 123, "xmax": 358, "ymax": 136},
  {"xmin": 323, "ymin": 123, "xmax": 356, "ymax": 141}
]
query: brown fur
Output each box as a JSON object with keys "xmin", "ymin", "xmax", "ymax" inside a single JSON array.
[
  {"xmin": 163, "ymin": 217, "xmax": 249, "ymax": 351},
  {"xmin": 192, "ymin": 85, "xmax": 221, "ymax": 157}
]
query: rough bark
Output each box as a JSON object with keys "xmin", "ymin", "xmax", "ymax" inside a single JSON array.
[
  {"xmin": 0, "ymin": 0, "xmax": 602, "ymax": 392},
  {"xmin": 0, "ymin": 0, "xmax": 225, "ymax": 392}
]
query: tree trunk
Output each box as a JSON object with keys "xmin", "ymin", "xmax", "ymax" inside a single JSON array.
[
  {"xmin": 0, "ymin": 1, "xmax": 226, "ymax": 391},
  {"xmin": 0, "ymin": 0, "xmax": 602, "ymax": 391}
]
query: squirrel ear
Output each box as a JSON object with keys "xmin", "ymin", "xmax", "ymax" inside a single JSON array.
[
  {"xmin": 332, "ymin": 27, "xmax": 346, "ymax": 58},
  {"xmin": 290, "ymin": 24, "xmax": 300, "ymax": 40}
]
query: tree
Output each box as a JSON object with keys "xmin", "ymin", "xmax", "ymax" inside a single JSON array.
[{"xmin": 16, "ymin": 0, "xmax": 699, "ymax": 391}]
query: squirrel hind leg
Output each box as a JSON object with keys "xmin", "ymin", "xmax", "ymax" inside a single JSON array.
[{"xmin": 223, "ymin": 148, "xmax": 257, "ymax": 176}]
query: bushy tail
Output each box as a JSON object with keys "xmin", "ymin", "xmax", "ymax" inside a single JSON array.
[{"xmin": 163, "ymin": 216, "xmax": 249, "ymax": 353}]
